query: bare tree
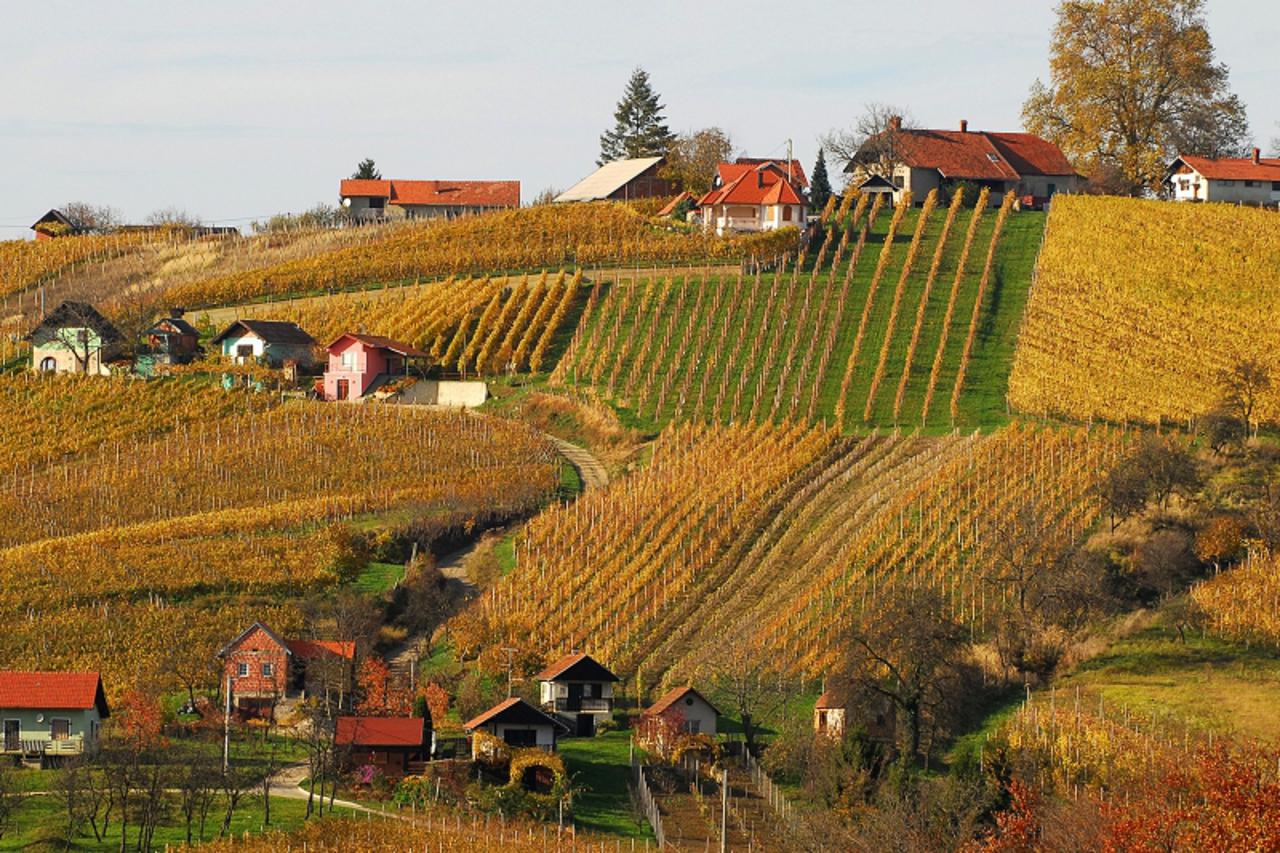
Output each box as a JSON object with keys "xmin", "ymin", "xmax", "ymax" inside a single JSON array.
[
  {"xmin": 822, "ymin": 103, "xmax": 917, "ymax": 182},
  {"xmin": 531, "ymin": 187, "xmax": 562, "ymax": 206},
  {"xmin": 706, "ymin": 639, "xmax": 788, "ymax": 756},
  {"xmin": 173, "ymin": 745, "xmax": 219, "ymax": 845},
  {"xmin": 146, "ymin": 207, "xmax": 204, "ymax": 228},
  {"xmin": 61, "ymin": 201, "xmax": 124, "ymax": 233},
  {"xmin": 33, "ymin": 301, "xmax": 122, "ymax": 375},
  {"xmin": 840, "ymin": 584, "xmax": 965, "ymax": 764}
]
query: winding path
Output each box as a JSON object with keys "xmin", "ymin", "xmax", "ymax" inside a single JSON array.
[{"xmin": 545, "ymin": 435, "xmax": 609, "ymax": 491}]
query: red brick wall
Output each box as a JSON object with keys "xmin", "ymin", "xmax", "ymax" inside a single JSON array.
[{"xmin": 223, "ymin": 626, "xmax": 290, "ymax": 698}]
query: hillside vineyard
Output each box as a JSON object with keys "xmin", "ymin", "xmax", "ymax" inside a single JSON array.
[
  {"xmin": 552, "ymin": 188, "xmax": 1038, "ymax": 430},
  {"xmin": 1009, "ymin": 195, "xmax": 1280, "ymax": 427}
]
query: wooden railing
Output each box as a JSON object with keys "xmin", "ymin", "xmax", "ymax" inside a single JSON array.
[{"xmin": 2, "ymin": 735, "xmax": 85, "ymax": 756}]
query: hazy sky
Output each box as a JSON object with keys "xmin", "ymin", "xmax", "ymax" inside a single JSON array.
[{"xmin": 2, "ymin": 1, "xmax": 1276, "ymax": 234}]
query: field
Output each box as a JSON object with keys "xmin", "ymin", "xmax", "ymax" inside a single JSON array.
[
  {"xmin": 1009, "ymin": 195, "xmax": 1280, "ymax": 427},
  {"xmin": 0, "ymin": 402, "xmax": 558, "ymax": 695},
  {"xmin": 452, "ymin": 420, "xmax": 1118, "ymax": 682},
  {"xmin": 1192, "ymin": 550, "xmax": 1280, "ymax": 649},
  {"xmin": 552, "ymin": 190, "xmax": 1044, "ymax": 430}
]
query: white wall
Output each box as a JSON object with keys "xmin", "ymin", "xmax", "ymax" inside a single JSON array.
[
  {"xmin": 221, "ymin": 334, "xmax": 265, "ymax": 359},
  {"xmin": 493, "ymin": 723, "xmax": 556, "ymax": 749}
]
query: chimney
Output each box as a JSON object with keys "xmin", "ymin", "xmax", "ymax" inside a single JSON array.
[
  {"xmin": 169, "ymin": 307, "xmax": 185, "ymax": 318},
  {"xmin": 959, "ymin": 119, "xmax": 969, "ymax": 133},
  {"xmin": 889, "ymin": 115, "xmax": 903, "ymax": 132},
  {"xmin": 1253, "ymin": 147, "xmax": 1261, "ymax": 165}
]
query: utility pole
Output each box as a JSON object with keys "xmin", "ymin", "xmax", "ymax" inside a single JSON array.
[
  {"xmin": 223, "ymin": 674, "xmax": 234, "ymax": 773},
  {"xmin": 501, "ymin": 647, "xmax": 518, "ymax": 698},
  {"xmin": 721, "ymin": 766, "xmax": 729, "ymax": 853}
]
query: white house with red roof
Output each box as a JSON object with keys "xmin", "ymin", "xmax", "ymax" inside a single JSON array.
[
  {"xmin": 641, "ymin": 685, "xmax": 720, "ymax": 736},
  {"xmin": 0, "ymin": 671, "xmax": 109, "ymax": 763},
  {"xmin": 536, "ymin": 652, "xmax": 619, "ymax": 736},
  {"xmin": 322, "ymin": 333, "xmax": 431, "ymax": 402},
  {"xmin": 1166, "ymin": 149, "xmax": 1280, "ymax": 205},
  {"xmin": 339, "ymin": 179, "xmax": 520, "ymax": 222},
  {"xmin": 698, "ymin": 158, "xmax": 809, "ymax": 236},
  {"xmin": 847, "ymin": 118, "xmax": 1081, "ymax": 209}
]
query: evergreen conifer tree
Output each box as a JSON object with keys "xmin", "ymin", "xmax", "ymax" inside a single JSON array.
[
  {"xmin": 351, "ymin": 159, "xmax": 381, "ymax": 180},
  {"xmin": 809, "ymin": 149, "xmax": 833, "ymax": 212},
  {"xmin": 598, "ymin": 68, "xmax": 676, "ymax": 165}
]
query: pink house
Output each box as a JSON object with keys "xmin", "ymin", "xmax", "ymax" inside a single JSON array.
[{"xmin": 323, "ymin": 334, "xmax": 430, "ymax": 402}]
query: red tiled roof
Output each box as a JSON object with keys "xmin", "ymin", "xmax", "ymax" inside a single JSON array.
[
  {"xmin": 326, "ymin": 333, "xmax": 431, "ymax": 359},
  {"xmin": 340, "ymin": 179, "xmax": 520, "ymax": 208},
  {"xmin": 534, "ymin": 652, "xmax": 619, "ymax": 683},
  {"xmin": 657, "ymin": 191, "xmax": 695, "ymax": 217},
  {"xmin": 285, "ymin": 639, "xmax": 355, "ymax": 661},
  {"xmin": 1175, "ymin": 154, "xmax": 1280, "ymax": 181},
  {"xmin": 335, "ymin": 716, "xmax": 427, "ymax": 747},
  {"xmin": 701, "ymin": 162, "xmax": 805, "ymax": 207},
  {"xmin": 864, "ymin": 128, "xmax": 1077, "ymax": 181},
  {"xmin": 719, "ymin": 159, "xmax": 809, "ymax": 187},
  {"xmin": 0, "ymin": 671, "xmax": 107, "ymax": 713},
  {"xmin": 644, "ymin": 686, "xmax": 720, "ymax": 718}
]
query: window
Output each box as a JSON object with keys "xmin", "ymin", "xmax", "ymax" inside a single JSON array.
[
  {"xmin": 686, "ymin": 720, "xmax": 701, "ymax": 735},
  {"xmin": 39, "ymin": 356, "xmax": 57, "ymax": 373},
  {"xmin": 261, "ymin": 663, "xmax": 274, "ymax": 678},
  {"xmin": 503, "ymin": 728, "xmax": 537, "ymax": 747},
  {"xmin": 237, "ymin": 662, "xmax": 249, "ymax": 678},
  {"xmin": 341, "ymin": 351, "xmax": 355, "ymax": 369},
  {"xmin": 892, "ymin": 175, "xmax": 904, "ymax": 188},
  {"xmin": 236, "ymin": 344, "xmax": 254, "ymax": 358},
  {"xmin": 987, "ymin": 153, "xmax": 1001, "ymax": 163},
  {"xmin": 50, "ymin": 719, "xmax": 70, "ymax": 741},
  {"xmin": 1273, "ymin": 182, "xmax": 1280, "ymax": 191},
  {"xmin": 1244, "ymin": 180, "xmax": 1259, "ymax": 188},
  {"xmin": 782, "ymin": 206, "xmax": 793, "ymax": 222},
  {"xmin": 1219, "ymin": 180, "xmax": 1236, "ymax": 186}
]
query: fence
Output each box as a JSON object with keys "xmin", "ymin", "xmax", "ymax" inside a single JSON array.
[
  {"xmin": 743, "ymin": 750, "xmax": 796, "ymax": 824},
  {"xmin": 630, "ymin": 755, "xmax": 666, "ymax": 849}
]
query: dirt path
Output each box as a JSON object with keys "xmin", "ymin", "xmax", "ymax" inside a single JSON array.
[
  {"xmin": 546, "ymin": 435, "xmax": 609, "ymax": 490},
  {"xmin": 268, "ymin": 761, "xmax": 399, "ymax": 817}
]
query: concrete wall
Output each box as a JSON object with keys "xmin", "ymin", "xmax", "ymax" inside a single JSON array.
[
  {"xmin": 489, "ymin": 722, "xmax": 556, "ymax": 750},
  {"xmin": 32, "ymin": 344, "xmax": 109, "ymax": 376},
  {"xmin": 397, "ymin": 380, "xmax": 488, "ymax": 408}
]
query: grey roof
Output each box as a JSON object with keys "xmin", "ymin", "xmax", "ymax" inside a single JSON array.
[
  {"xmin": 210, "ymin": 319, "xmax": 316, "ymax": 347},
  {"xmin": 147, "ymin": 317, "xmax": 201, "ymax": 337},
  {"xmin": 27, "ymin": 301, "xmax": 122, "ymax": 345},
  {"xmin": 554, "ymin": 157, "xmax": 664, "ymax": 203}
]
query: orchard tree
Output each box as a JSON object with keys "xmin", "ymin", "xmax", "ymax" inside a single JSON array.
[
  {"xmin": 598, "ymin": 67, "xmax": 676, "ymax": 164},
  {"xmin": 61, "ymin": 201, "xmax": 122, "ymax": 233},
  {"xmin": 351, "ymin": 158, "xmax": 381, "ymax": 180},
  {"xmin": 1023, "ymin": 0, "xmax": 1251, "ymax": 195},
  {"xmin": 810, "ymin": 148, "xmax": 833, "ymax": 213},
  {"xmin": 662, "ymin": 127, "xmax": 734, "ymax": 194}
]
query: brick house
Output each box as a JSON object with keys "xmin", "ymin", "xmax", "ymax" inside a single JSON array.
[{"xmin": 217, "ymin": 623, "xmax": 355, "ymax": 716}]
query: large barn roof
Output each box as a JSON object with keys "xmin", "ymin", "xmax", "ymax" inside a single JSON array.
[{"xmin": 554, "ymin": 157, "xmax": 664, "ymax": 203}]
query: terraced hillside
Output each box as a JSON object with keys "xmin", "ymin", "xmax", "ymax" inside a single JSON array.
[
  {"xmin": 553, "ymin": 190, "xmax": 1044, "ymax": 431},
  {"xmin": 1010, "ymin": 195, "xmax": 1280, "ymax": 427}
]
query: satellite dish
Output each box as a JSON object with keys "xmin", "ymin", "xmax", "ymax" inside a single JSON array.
[{"xmin": 36, "ymin": 713, "xmax": 45, "ymax": 723}]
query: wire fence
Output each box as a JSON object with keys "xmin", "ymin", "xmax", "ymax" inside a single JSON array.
[{"xmin": 630, "ymin": 755, "xmax": 666, "ymax": 849}]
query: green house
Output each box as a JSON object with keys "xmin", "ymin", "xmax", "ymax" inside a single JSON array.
[{"xmin": 0, "ymin": 671, "xmax": 110, "ymax": 766}]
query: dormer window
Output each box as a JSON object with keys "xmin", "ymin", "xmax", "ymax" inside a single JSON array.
[{"xmin": 987, "ymin": 153, "xmax": 1001, "ymax": 163}]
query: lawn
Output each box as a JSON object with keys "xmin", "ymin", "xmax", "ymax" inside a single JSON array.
[
  {"xmin": 353, "ymin": 560, "xmax": 406, "ymax": 595},
  {"xmin": 0, "ymin": 792, "xmax": 359, "ymax": 851},
  {"xmin": 558, "ymin": 730, "xmax": 654, "ymax": 840},
  {"xmin": 1060, "ymin": 620, "xmax": 1280, "ymax": 745}
]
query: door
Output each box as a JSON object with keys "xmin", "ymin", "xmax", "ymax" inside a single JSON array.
[
  {"xmin": 576, "ymin": 714, "xmax": 594, "ymax": 737},
  {"xmin": 336, "ymin": 379, "xmax": 349, "ymax": 401},
  {"xmin": 50, "ymin": 719, "xmax": 70, "ymax": 741},
  {"xmin": 3, "ymin": 720, "xmax": 17, "ymax": 751},
  {"xmin": 566, "ymin": 683, "xmax": 583, "ymax": 712}
]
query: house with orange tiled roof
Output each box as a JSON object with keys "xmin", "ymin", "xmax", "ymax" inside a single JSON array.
[
  {"xmin": 846, "ymin": 118, "xmax": 1081, "ymax": 210},
  {"xmin": 697, "ymin": 158, "xmax": 808, "ymax": 236},
  {"xmin": 339, "ymin": 178, "xmax": 520, "ymax": 222},
  {"xmin": 1166, "ymin": 149, "xmax": 1280, "ymax": 205},
  {"xmin": 0, "ymin": 671, "xmax": 109, "ymax": 764},
  {"xmin": 217, "ymin": 622, "xmax": 356, "ymax": 717}
]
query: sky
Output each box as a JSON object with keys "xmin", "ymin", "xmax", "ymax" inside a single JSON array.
[{"xmin": 1, "ymin": 0, "xmax": 1276, "ymax": 235}]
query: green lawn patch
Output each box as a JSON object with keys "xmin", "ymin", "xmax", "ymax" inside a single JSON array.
[
  {"xmin": 559, "ymin": 730, "xmax": 654, "ymax": 840},
  {"xmin": 352, "ymin": 561, "xmax": 406, "ymax": 595}
]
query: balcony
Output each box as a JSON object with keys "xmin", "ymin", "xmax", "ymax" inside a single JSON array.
[
  {"xmin": 553, "ymin": 697, "xmax": 612, "ymax": 714},
  {"xmin": 2, "ymin": 735, "xmax": 86, "ymax": 756}
]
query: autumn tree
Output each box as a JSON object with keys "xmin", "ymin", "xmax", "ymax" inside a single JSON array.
[
  {"xmin": 706, "ymin": 638, "xmax": 788, "ymax": 756},
  {"xmin": 661, "ymin": 127, "xmax": 734, "ymax": 194},
  {"xmin": 1023, "ymin": 0, "xmax": 1251, "ymax": 195},
  {"xmin": 1218, "ymin": 358, "xmax": 1272, "ymax": 437},
  {"xmin": 61, "ymin": 201, "xmax": 123, "ymax": 233},
  {"xmin": 598, "ymin": 67, "xmax": 675, "ymax": 164},
  {"xmin": 146, "ymin": 207, "xmax": 204, "ymax": 228},
  {"xmin": 355, "ymin": 656, "xmax": 413, "ymax": 716},
  {"xmin": 839, "ymin": 584, "xmax": 966, "ymax": 763}
]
